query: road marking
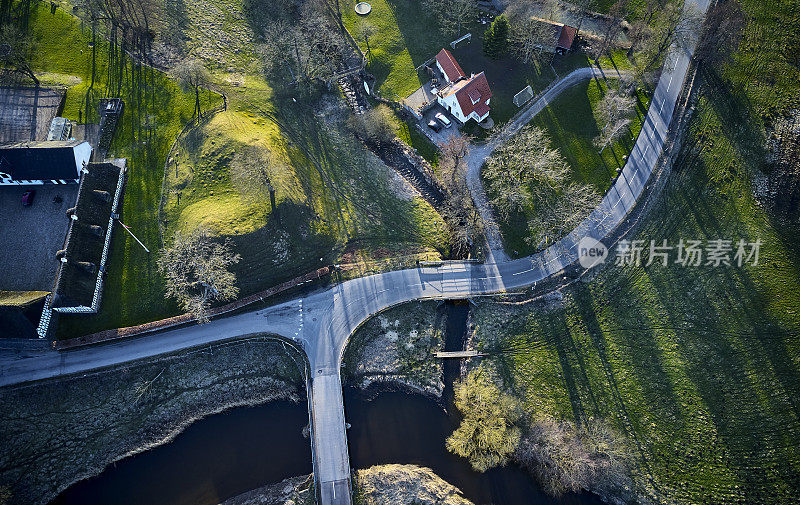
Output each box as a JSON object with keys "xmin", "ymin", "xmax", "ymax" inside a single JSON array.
[{"xmin": 666, "ymin": 72, "xmax": 675, "ymax": 92}]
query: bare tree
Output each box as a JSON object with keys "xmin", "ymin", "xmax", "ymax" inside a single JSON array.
[
  {"xmin": 258, "ymin": 6, "xmax": 343, "ymax": 85},
  {"xmin": 633, "ymin": 1, "xmax": 704, "ymax": 74},
  {"xmin": 158, "ymin": 227, "xmax": 241, "ymax": 323},
  {"xmin": 507, "ymin": 10, "xmax": 553, "ymax": 64},
  {"xmin": 526, "ymin": 182, "xmax": 600, "ymax": 247},
  {"xmin": 484, "ymin": 126, "xmax": 568, "ymax": 219},
  {"xmin": 424, "ymin": 0, "xmax": 477, "ymax": 37},
  {"xmin": 357, "ymin": 20, "xmax": 376, "ymax": 60},
  {"xmin": 231, "ymin": 145, "xmax": 281, "ymax": 216},
  {"xmin": 593, "ymin": 88, "xmax": 636, "ymax": 150},
  {"xmin": 484, "ymin": 126, "xmax": 601, "ymax": 247},
  {"xmin": 173, "ymin": 59, "xmax": 210, "ymax": 117},
  {"xmin": 438, "ymin": 135, "xmax": 479, "ymax": 248},
  {"xmin": 516, "ymin": 415, "xmax": 631, "ymax": 498},
  {"xmin": 348, "ymin": 105, "xmax": 396, "ymax": 146},
  {"xmin": 0, "ymin": 23, "xmax": 38, "ymax": 86}
]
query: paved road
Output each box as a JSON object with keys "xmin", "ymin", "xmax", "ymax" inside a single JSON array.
[
  {"xmin": 464, "ymin": 67, "xmax": 632, "ymax": 262},
  {"xmin": 0, "ymin": 2, "xmax": 709, "ymax": 503}
]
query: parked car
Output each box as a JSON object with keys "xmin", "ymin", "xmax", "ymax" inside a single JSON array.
[
  {"xmin": 427, "ymin": 119, "xmax": 442, "ymax": 132},
  {"xmin": 435, "ymin": 112, "xmax": 452, "ymax": 128},
  {"xmin": 21, "ymin": 190, "xmax": 35, "ymax": 206}
]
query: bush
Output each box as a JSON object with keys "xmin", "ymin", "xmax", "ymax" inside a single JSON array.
[
  {"xmin": 515, "ymin": 415, "xmax": 632, "ymax": 498},
  {"xmin": 349, "ymin": 104, "xmax": 397, "ymax": 146}
]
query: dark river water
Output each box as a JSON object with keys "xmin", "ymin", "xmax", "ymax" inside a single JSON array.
[{"xmin": 51, "ymin": 303, "xmax": 603, "ymax": 505}]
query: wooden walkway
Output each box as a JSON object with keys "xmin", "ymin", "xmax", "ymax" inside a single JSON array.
[{"xmin": 434, "ymin": 350, "xmax": 485, "ymax": 358}]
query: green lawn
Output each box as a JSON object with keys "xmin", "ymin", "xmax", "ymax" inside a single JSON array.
[
  {"xmin": 488, "ymin": 77, "xmax": 651, "ymax": 257},
  {"xmin": 395, "ymin": 114, "xmax": 439, "ymax": 166},
  {"xmin": 19, "ymin": 3, "xmax": 222, "ymax": 338},
  {"xmin": 160, "ymin": 88, "xmax": 448, "ymax": 299},
  {"xmin": 470, "ymin": 1, "xmax": 800, "ymax": 501},
  {"xmin": 343, "ymin": 0, "xmax": 449, "ymax": 100}
]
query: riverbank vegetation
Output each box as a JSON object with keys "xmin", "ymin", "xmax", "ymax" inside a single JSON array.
[
  {"xmin": 342, "ymin": 302, "xmax": 446, "ymax": 396},
  {"xmin": 0, "ymin": 338, "xmax": 304, "ymax": 505}
]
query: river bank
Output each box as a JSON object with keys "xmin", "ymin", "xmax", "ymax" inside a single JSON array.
[
  {"xmin": 219, "ymin": 465, "xmax": 476, "ymax": 505},
  {"xmin": 0, "ymin": 337, "xmax": 305, "ymax": 505},
  {"xmin": 341, "ymin": 300, "xmax": 448, "ymax": 398}
]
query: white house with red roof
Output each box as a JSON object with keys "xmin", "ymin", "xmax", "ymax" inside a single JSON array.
[
  {"xmin": 433, "ymin": 49, "xmax": 492, "ymax": 124},
  {"xmin": 434, "ymin": 48, "xmax": 466, "ymax": 84}
]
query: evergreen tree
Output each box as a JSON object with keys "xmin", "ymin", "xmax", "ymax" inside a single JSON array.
[{"xmin": 483, "ymin": 14, "xmax": 509, "ymax": 58}]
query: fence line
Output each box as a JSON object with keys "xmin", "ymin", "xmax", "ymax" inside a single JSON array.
[
  {"xmin": 53, "ymin": 265, "xmax": 332, "ymax": 350},
  {"xmin": 156, "ymin": 90, "xmax": 227, "ymax": 246}
]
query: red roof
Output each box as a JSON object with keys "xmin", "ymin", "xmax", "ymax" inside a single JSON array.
[
  {"xmin": 557, "ymin": 25, "xmax": 578, "ymax": 51},
  {"xmin": 435, "ymin": 48, "xmax": 466, "ymax": 83},
  {"xmin": 454, "ymin": 72, "xmax": 492, "ymax": 119}
]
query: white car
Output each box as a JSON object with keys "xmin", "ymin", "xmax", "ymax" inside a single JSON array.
[{"xmin": 435, "ymin": 112, "xmax": 452, "ymax": 128}]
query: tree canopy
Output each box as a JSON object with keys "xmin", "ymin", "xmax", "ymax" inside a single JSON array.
[
  {"xmin": 483, "ymin": 14, "xmax": 509, "ymax": 59},
  {"xmin": 157, "ymin": 227, "xmax": 241, "ymax": 323},
  {"xmin": 446, "ymin": 368, "xmax": 522, "ymax": 472}
]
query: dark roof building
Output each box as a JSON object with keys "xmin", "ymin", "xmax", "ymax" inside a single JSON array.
[{"xmin": 0, "ymin": 140, "xmax": 92, "ymax": 184}]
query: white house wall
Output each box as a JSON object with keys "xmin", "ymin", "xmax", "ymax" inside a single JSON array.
[
  {"xmin": 438, "ymin": 94, "xmax": 465, "ymax": 122},
  {"xmin": 72, "ymin": 142, "xmax": 93, "ymax": 178}
]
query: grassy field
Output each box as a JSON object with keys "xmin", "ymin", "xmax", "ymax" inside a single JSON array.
[
  {"xmin": 489, "ymin": 77, "xmax": 651, "ymax": 257},
  {"xmin": 342, "ymin": 0, "xmax": 447, "ymax": 100},
  {"xmin": 470, "ymin": 1, "xmax": 800, "ymax": 502},
  {"xmin": 19, "ymin": 0, "xmax": 447, "ymax": 337},
  {"xmin": 18, "ymin": 3, "xmax": 223, "ymax": 337}
]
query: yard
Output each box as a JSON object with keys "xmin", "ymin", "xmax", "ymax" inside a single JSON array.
[{"xmin": 487, "ymin": 76, "xmax": 652, "ymax": 257}]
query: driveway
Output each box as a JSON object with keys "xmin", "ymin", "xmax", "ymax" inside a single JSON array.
[{"xmin": 418, "ymin": 105, "xmax": 461, "ymax": 146}]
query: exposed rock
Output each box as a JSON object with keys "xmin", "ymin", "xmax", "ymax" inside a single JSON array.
[{"xmin": 355, "ymin": 464, "xmax": 474, "ymax": 505}]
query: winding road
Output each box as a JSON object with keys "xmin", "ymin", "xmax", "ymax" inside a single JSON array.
[{"xmin": 0, "ymin": 1, "xmax": 710, "ymax": 503}]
